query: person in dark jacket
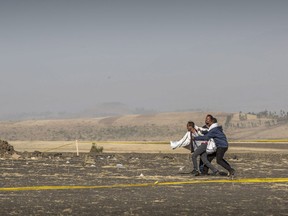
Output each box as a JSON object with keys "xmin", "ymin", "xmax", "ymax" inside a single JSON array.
[{"xmin": 192, "ymin": 115, "xmax": 235, "ymax": 176}]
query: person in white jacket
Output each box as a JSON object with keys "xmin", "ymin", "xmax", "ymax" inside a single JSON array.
[
  {"xmin": 170, "ymin": 121, "xmax": 218, "ymax": 176},
  {"xmin": 170, "ymin": 121, "xmax": 198, "ymax": 152}
]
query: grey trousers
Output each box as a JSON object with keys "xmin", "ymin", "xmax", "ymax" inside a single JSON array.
[{"xmin": 192, "ymin": 143, "xmax": 218, "ymax": 173}]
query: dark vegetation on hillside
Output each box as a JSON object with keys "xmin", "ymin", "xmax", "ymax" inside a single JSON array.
[{"xmin": 0, "ymin": 110, "xmax": 287, "ymax": 141}]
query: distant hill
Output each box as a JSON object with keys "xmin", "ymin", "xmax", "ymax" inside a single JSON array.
[
  {"xmin": 0, "ymin": 111, "xmax": 287, "ymax": 141},
  {"xmin": 0, "ymin": 102, "xmax": 156, "ymax": 121}
]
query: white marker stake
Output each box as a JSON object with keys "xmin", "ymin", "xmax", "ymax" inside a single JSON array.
[{"xmin": 76, "ymin": 140, "xmax": 79, "ymax": 156}]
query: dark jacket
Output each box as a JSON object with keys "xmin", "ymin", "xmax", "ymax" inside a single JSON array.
[{"xmin": 193, "ymin": 126, "xmax": 228, "ymax": 148}]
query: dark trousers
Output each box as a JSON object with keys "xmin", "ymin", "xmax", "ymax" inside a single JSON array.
[
  {"xmin": 199, "ymin": 158, "xmax": 204, "ymax": 172},
  {"xmin": 202, "ymin": 147, "xmax": 233, "ymax": 173}
]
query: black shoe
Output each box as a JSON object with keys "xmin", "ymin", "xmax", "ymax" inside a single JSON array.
[
  {"xmin": 191, "ymin": 170, "xmax": 199, "ymax": 175},
  {"xmin": 211, "ymin": 170, "xmax": 219, "ymax": 176},
  {"xmin": 194, "ymin": 171, "xmax": 201, "ymax": 176},
  {"xmin": 219, "ymin": 171, "xmax": 228, "ymax": 176},
  {"xmin": 201, "ymin": 172, "xmax": 209, "ymax": 176},
  {"xmin": 228, "ymin": 169, "xmax": 235, "ymax": 177}
]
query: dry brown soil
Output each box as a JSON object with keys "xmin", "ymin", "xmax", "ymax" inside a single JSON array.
[{"xmin": 1, "ymin": 143, "xmax": 288, "ymax": 215}]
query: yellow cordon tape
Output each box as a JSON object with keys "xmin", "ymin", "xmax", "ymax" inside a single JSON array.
[{"xmin": 1, "ymin": 178, "xmax": 287, "ymax": 192}]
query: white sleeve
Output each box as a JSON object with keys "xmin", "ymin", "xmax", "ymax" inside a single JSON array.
[
  {"xmin": 170, "ymin": 132, "xmax": 191, "ymax": 149},
  {"xmin": 195, "ymin": 125, "xmax": 208, "ymax": 136}
]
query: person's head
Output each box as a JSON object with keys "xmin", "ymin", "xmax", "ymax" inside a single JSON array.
[
  {"xmin": 212, "ymin": 117, "xmax": 217, "ymax": 123},
  {"xmin": 187, "ymin": 121, "xmax": 195, "ymax": 131},
  {"xmin": 205, "ymin": 114, "xmax": 214, "ymax": 127}
]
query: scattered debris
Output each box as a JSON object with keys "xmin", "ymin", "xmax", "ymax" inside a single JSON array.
[
  {"xmin": 21, "ymin": 151, "xmax": 29, "ymax": 159},
  {"xmin": 54, "ymin": 153, "xmax": 63, "ymax": 157},
  {"xmin": 89, "ymin": 143, "xmax": 103, "ymax": 155},
  {"xmin": 0, "ymin": 140, "xmax": 16, "ymax": 156},
  {"xmin": 83, "ymin": 155, "xmax": 95, "ymax": 166},
  {"xmin": 62, "ymin": 208, "xmax": 73, "ymax": 214},
  {"xmin": 179, "ymin": 166, "xmax": 185, "ymax": 171},
  {"xmin": 116, "ymin": 163, "xmax": 125, "ymax": 169},
  {"xmin": 163, "ymin": 155, "xmax": 174, "ymax": 160},
  {"xmin": 11, "ymin": 153, "xmax": 21, "ymax": 160},
  {"xmin": 32, "ymin": 151, "xmax": 42, "ymax": 157}
]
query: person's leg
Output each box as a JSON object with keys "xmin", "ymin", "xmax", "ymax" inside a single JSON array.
[
  {"xmin": 222, "ymin": 158, "xmax": 231, "ymax": 167},
  {"xmin": 191, "ymin": 144, "xmax": 206, "ymax": 173},
  {"xmin": 199, "ymin": 158, "xmax": 204, "ymax": 173},
  {"xmin": 202, "ymin": 152, "xmax": 216, "ymax": 174},
  {"xmin": 200, "ymin": 152, "xmax": 218, "ymax": 173},
  {"xmin": 216, "ymin": 147, "xmax": 233, "ymax": 172}
]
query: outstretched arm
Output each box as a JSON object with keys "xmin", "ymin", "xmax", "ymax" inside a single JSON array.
[
  {"xmin": 170, "ymin": 132, "xmax": 191, "ymax": 149},
  {"xmin": 193, "ymin": 130, "xmax": 213, "ymax": 141}
]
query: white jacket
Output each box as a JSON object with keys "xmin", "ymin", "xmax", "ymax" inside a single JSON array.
[
  {"xmin": 170, "ymin": 130, "xmax": 204, "ymax": 150},
  {"xmin": 195, "ymin": 123, "xmax": 218, "ymax": 154}
]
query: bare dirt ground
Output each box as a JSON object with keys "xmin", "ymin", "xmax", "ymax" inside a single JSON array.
[
  {"xmin": 1, "ymin": 142, "xmax": 288, "ymax": 216},
  {"xmin": 9, "ymin": 140, "xmax": 288, "ymax": 154}
]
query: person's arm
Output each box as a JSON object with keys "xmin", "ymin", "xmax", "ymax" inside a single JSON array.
[
  {"xmin": 201, "ymin": 130, "xmax": 209, "ymax": 135},
  {"xmin": 195, "ymin": 125, "xmax": 208, "ymax": 136},
  {"xmin": 193, "ymin": 130, "xmax": 214, "ymax": 141},
  {"xmin": 193, "ymin": 134, "xmax": 209, "ymax": 141},
  {"xmin": 170, "ymin": 131, "xmax": 191, "ymax": 149}
]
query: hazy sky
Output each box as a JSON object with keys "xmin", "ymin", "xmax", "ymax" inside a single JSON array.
[{"xmin": 1, "ymin": 0, "xmax": 287, "ymax": 117}]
